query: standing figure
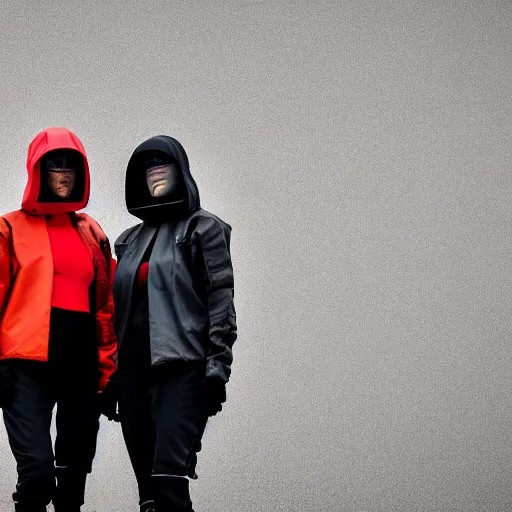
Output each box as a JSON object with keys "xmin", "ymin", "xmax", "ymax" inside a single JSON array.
[
  {"xmin": 0, "ymin": 127, "xmax": 118, "ymax": 512},
  {"xmin": 103, "ymin": 135, "xmax": 237, "ymax": 512}
]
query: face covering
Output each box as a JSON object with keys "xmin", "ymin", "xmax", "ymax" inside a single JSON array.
[
  {"xmin": 144, "ymin": 154, "xmax": 180, "ymax": 198},
  {"xmin": 41, "ymin": 150, "xmax": 79, "ymax": 199}
]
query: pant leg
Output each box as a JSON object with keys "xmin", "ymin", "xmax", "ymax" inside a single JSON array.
[
  {"xmin": 52, "ymin": 386, "xmax": 101, "ymax": 509},
  {"xmin": 118, "ymin": 370, "xmax": 156, "ymax": 507},
  {"xmin": 2, "ymin": 360, "xmax": 56, "ymax": 509},
  {"xmin": 48, "ymin": 307, "xmax": 100, "ymax": 510},
  {"xmin": 117, "ymin": 313, "xmax": 156, "ymax": 508},
  {"xmin": 187, "ymin": 418, "xmax": 208, "ymax": 480},
  {"xmin": 150, "ymin": 362, "xmax": 208, "ymax": 512}
]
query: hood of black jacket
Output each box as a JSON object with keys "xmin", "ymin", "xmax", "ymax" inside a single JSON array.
[{"xmin": 125, "ymin": 135, "xmax": 200, "ymax": 222}]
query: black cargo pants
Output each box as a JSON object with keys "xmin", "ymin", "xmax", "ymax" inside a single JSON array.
[
  {"xmin": 118, "ymin": 359, "xmax": 208, "ymax": 512},
  {"xmin": 2, "ymin": 308, "xmax": 101, "ymax": 511}
]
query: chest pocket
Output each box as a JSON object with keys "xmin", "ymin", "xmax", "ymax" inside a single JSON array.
[{"xmin": 176, "ymin": 227, "xmax": 209, "ymax": 288}]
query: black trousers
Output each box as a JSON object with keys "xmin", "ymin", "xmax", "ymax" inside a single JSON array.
[
  {"xmin": 2, "ymin": 308, "xmax": 101, "ymax": 510},
  {"xmin": 118, "ymin": 361, "xmax": 208, "ymax": 512}
]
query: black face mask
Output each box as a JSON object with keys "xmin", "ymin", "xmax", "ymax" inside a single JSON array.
[{"xmin": 125, "ymin": 151, "xmax": 188, "ymax": 224}]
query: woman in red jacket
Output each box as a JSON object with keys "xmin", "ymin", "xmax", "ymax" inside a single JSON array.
[{"xmin": 0, "ymin": 127, "xmax": 117, "ymax": 512}]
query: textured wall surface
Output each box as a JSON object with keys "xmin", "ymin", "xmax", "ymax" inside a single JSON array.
[{"xmin": 0, "ymin": 1, "xmax": 511, "ymax": 511}]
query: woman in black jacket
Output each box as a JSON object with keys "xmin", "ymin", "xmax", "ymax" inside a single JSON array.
[{"xmin": 103, "ymin": 135, "xmax": 237, "ymax": 512}]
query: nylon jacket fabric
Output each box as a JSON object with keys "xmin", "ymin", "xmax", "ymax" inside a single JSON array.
[
  {"xmin": 113, "ymin": 135, "xmax": 237, "ymax": 383},
  {"xmin": 0, "ymin": 127, "xmax": 117, "ymax": 391},
  {"xmin": 22, "ymin": 127, "xmax": 90, "ymax": 215}
]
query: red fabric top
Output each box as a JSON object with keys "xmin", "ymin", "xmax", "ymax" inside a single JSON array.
[
  {"xmin": 136, "ymin": 261, "xmax": 149, "ymax": 290},
  {"xmin": 46, "ymin": 214, "xmax": 95, "ymax": 312}
]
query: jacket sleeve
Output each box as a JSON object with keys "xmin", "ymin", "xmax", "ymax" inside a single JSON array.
[
  {"xmin": 0, "ymin": 218, "xmax": 12, "ymax": 321},
  {"xmin": 195, "ymin": 217, "xmax": 237, "ymax": 383},
  {"xmin": 96, "ymin": 237, "xmax": 118, "ymax": 391},
  {"xmin": 76, "ymin": 213, "xmax": 118, "ymax": 391}
]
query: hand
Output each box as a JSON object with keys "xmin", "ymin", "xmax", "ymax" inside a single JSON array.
[
  {"xmin": 101, "ymin": 378, "xmax": 119, "ymax": 422},
  {"xmin": 202, "ymin": 378, "xmax": 226, "ymax": 417}
]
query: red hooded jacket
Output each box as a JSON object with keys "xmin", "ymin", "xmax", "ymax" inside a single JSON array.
[{"xmin": 0, "ymin": 127, "xmax": 117, "ymax": 390}]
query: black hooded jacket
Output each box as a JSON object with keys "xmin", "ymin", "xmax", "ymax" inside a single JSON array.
[{"xmin": 112, "ymin": 136, "xmax": 237, "ymax": 383}]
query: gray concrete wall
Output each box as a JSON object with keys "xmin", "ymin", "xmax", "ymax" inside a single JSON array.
[{"xmin": 0, "ymin": 1, "xmax": 511, "ymax": 510}]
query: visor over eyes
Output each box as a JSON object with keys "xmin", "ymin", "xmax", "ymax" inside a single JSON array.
[
  {"xmin": 143, "ymin": 153, "xmax": 174, "ymax": 170},
  {"xmin": 43, "ymin": 150, "xmax": 79, "ymax": 172}
]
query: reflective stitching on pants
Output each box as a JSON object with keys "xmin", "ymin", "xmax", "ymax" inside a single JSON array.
[
  {"xmin": 140, "ymin": 500, "xmax": 155, "ymax": 506},
  {"xmin": 151, "ymin": 473, "xmax": 189, "ymax": 479}
]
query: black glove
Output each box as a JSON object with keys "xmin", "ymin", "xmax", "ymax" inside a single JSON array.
[
  {"xmin": 101, "ymin": 376, "xmax": 119, "ymax": 422},
  {"xmin": 202, "ymin": 378, "xmax": 226, "ymax": 417},
  {"xmin": 0, "ymin": 360, "xmax": 12, "ymax": 408}
]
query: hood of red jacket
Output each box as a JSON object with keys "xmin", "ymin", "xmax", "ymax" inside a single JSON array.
[{"xmin": 22, "ymin": 127, "xmax": 90, "ymax": 215}]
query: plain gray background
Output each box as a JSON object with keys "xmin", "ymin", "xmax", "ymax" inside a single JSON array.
[{"xmin": 0, "ymin": 1, "xmax": 511, "ymax": 511}]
